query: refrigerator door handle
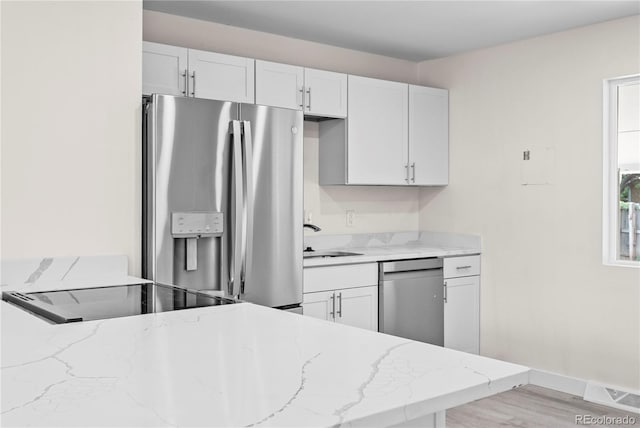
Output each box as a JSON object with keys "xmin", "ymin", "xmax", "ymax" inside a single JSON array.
[
  {"xmin": 240, "ymin": 120, "xmax": 255, "ymax": 294},
  {"xmin": 230, "ymin": 120, "xmax": 244, "ymax": 297}
]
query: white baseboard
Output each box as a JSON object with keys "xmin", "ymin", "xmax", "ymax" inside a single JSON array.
[
  {"xmin": 529, "ymin": 369, "xmax": 640, "ymax": 414},
  {"xmin": 529, "ymin": 369, "xmax": 587, "ymax": 396}
]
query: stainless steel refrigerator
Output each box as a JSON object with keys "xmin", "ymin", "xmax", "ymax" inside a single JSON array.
[{"xmin": 143, "ymin": 94, "xmax": 303, "ymax": 312}]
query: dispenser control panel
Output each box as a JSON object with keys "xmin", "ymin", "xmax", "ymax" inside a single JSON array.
[{"xmin": 171, "ymin": 212, "xmax": 223, "ymax": 238}]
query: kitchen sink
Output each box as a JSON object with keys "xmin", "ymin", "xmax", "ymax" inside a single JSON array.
[{"xmin": 303, "ymin": 251, "xmax": 363, "ymax": 259}]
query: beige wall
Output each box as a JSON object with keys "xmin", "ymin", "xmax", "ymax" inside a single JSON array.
[
  {"xmin": 417, "ymin": 16, "xmax": 640, "ymax": 390},
  {"xmin": 144, "ymin": 10, "xmax": 421, "ymax": 235},
  {"xmin": 1, "ymin": 1, "xmax": 142, "ymax": 274},
  {"xmin": 143, "ymin": 10, "xmax": 417, "ymax": 84}
]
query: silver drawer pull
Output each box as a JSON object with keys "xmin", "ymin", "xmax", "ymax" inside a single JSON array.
[{"xmin": 456, "ymin": 265, "xmax": 472, "ymax": 270}]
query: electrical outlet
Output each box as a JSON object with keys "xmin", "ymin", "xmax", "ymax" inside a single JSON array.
[
  {"xmin": 304, "ymin": 210, "xmax": 313, "ymax": 223},
  {"xmin": 346, "ymin": 210, "xmax": 355, "ymax": 228}
]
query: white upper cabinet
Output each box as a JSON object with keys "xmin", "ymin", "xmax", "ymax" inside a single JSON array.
[
  {"xmin": 142, "ymin": 43, "xmax": 449, "ymax": 186},
  {"xmin": 255, "ymin": 60, "xmax": 304, "ymax": 110},
  {"xmin": 143, "ymin": 42, "xmax": 254, "ymax": 103},
  {"xmin": 188, "ymin": 49, "xmax": 255, "ymax": 103},
  {"xmin": 346, "ymin": 75, "xmax": 409, "ymax": 185},
  {"xmin": 303, "ymin": 68, "xmax": 347, "ymax": 118},
  {"xmin": 409, "ymin": 85, "xmax": 449, "ymax": 185},
  {"xmin": 143, "ymin": 41, "xmax": 188, "ymax": 96},
  {"xmin": 255, "ymin": 62, "xmax": 347, "ymax": 117},
  {"xmin": 319, "ymin": 78, "xmax": 449, "ymax": 186}
]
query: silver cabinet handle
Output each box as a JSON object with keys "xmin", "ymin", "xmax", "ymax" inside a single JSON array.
[
  {"xmin": 456, "ymin": 265, "xmax": 472, "ymax": 270},
  {"xmin": 181, "ymin": 70, "xmax": 188, "ymax": 96},
  {"xmin": 337, "ymin": 292, "xmax": 342, "ymax": 318},
  {"xmin": 306, "ymin": 87, "xmax": 311, "ymax": 110},
  {"xmin": 298, "ymin": 87, "xmax": 304, "ymax": 108},
  {"xmin": 329, "ymin": 293, "xmax": 335, "ymax": 319},
  {"xmin": 191, "ymin": 71, "xmax": 196, "ymax": 97},
  {"xmin": 405, "ymin": 164, "xmax": 410, "ymax": 183},
  {"xmin": 411, "ymin": 162, "xmax": 416, "ymax": 183},
  {"xmin": 444, "ymin": 281, "xmax": 448, "ymax": 303}
]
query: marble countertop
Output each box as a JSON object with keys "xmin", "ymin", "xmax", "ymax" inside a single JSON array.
[
  {"xmin": 303, "ymin": 231, "xmax": 481, "ymax": 267},
  {"xmin": 2, "ymin": 298, "xmax": 528, "ymax": 427}
]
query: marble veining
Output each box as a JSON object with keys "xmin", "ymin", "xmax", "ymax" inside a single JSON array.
[
  {"xmin": 304, "ymin": 231, "xmax": 480, "ymax": 252},
  {"xmin": 2, "ymin": 299, "xmax": 528, "ymax": 427},
  {"xmin": 1, "ymin": 255, "xmax": 129, "ymax": 290},
  {"xmin": 303, "ymin": 231, "xmax": 481, "ymax": 267},
  {"xmin": 0, "ymin": 255, "xmax": 150, "ymax": 295}
]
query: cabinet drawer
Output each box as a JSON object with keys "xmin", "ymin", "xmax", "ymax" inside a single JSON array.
[
  {"xmin": 444, "ymin": 255, "xmax": 480, "ymax": 278},
  {"xmin": 304, "ymin": 263, "xmax": 378, "ymax": 293}
]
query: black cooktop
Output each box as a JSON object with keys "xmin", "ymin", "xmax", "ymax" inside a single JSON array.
[{"xmin": 1, "ymin": 283, "xmax": 238, "ymax": 324}]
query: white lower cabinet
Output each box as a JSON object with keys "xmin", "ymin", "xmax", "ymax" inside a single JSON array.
[
  {"xmin": 303, "ymin": 285, "xmax": 378, "ymax": 331},
  {"xmin": 444, "ymin": 276, "xmax": 480, "ymax": 354},
  {"xmin": 335, "ymin": 286, "xmax": 378, "ymax": 330},
  {"xmin": 301, "ymin": 290, "xmax": 334, "ymax": 322},
  {"xmin": 303, "ymin": 263, "xmax": 378, "ymax": 331},
  {"xmin": 444, "ymin": 256, "xmax": 480, "ymax": 354}
]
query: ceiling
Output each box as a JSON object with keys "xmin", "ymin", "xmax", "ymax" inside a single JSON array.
[{"xmin": 143, "ymin": 1, "xmax": 640, "ymax": 61}]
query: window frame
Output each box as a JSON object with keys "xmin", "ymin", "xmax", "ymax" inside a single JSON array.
[{"xmin": 602, "ymin": 74, "xmax": 640, "ymax": 267}]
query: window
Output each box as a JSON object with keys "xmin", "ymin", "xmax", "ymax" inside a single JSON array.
[{"xmin": 603, "ymin": 75, "xmax": 640, "ymax": 266}]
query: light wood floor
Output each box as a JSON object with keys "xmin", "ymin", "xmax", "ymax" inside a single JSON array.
[{"xmin": 447, "ymin": 385, "xmax": 639, "ymax": 428}]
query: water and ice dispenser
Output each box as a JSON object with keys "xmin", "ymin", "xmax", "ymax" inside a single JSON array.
[{"xmin": 170, "ymin": 212, "xmax": 224, "ymax": 290}]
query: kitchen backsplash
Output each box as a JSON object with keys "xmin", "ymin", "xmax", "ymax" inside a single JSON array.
[{"xmin": 303, "ymin": 231, "xmax": 481, "ymax": 252}]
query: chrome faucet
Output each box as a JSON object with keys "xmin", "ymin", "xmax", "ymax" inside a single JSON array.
[{"xmin": 303, "ymin": 223, "xmax": 321, "ymax": 232}]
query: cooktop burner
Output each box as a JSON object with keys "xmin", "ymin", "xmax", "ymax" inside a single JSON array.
[{"xmin": 1, "ymin": 283, "xmax": 238, "ymax": 324}]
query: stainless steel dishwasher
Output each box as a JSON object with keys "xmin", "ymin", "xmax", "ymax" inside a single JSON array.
[{"xmin": 379, "ymin": 258, "xmax": 444, "ymax": 345}]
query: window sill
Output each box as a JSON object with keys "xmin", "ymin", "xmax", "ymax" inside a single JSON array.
[{"xmin": 603, "ymin": 260, "xmax": 640, "ymax": 269}]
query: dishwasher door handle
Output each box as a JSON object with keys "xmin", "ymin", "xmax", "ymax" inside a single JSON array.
[
  {"xmin": 444, "ymin": 281, "xmax": 448, "ymax": 303},
  {"xmin": 382, "ymin": 269, "xmax": 443, "ymax": 282}
]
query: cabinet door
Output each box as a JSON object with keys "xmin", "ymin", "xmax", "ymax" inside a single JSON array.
[
  {"xmin": 142, "ymin": 42, "xmax": 187, "ymax": 96},
  {"xmin": 335, "ymin": 286, "xmax": 378, "ymax": 331},
  {"xmin": 255, "ymin": 60, "xmax": 303, "ymax": 110},
  {"xmin": 409, "ymin": 85, "xmax": 448, "ymax": 185},
  {"xmin": 304, "ymin": 68, "xmax": 347, "ymax": 118},
  {"xmin": 444, "ymin": 276, "xmax": 480, "ymax": 354},
  {"xmin": 188, "ymin": 49, "xmax": 255, "ymax": 103},
  {"xmin": 302, "ymin": 291, "xmax": 335, "ymax": 322},
  {"xmin": 347, "ymin": 76, "xmax": 409, "ymax": 185}
]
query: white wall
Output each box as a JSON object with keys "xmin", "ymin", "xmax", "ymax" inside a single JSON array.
[
  {"xmin": 144, "ymin": 10, "xmax": 421, "ymax": 236},
  {"xmin": 143, "ymin": 10, "xmax": 417, "ymax": 84},
  {"xmin": 1, "ymin": 1, "xmax": 142, "ymax": 274},
  {"xmin": 417, "ymin": 15, "xmax": 640, "ymax": 390}
]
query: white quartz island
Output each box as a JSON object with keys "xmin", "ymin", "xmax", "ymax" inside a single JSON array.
[{"xmin": 2, "ymin": 298, "xmax": 528, "ymax": 427}]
